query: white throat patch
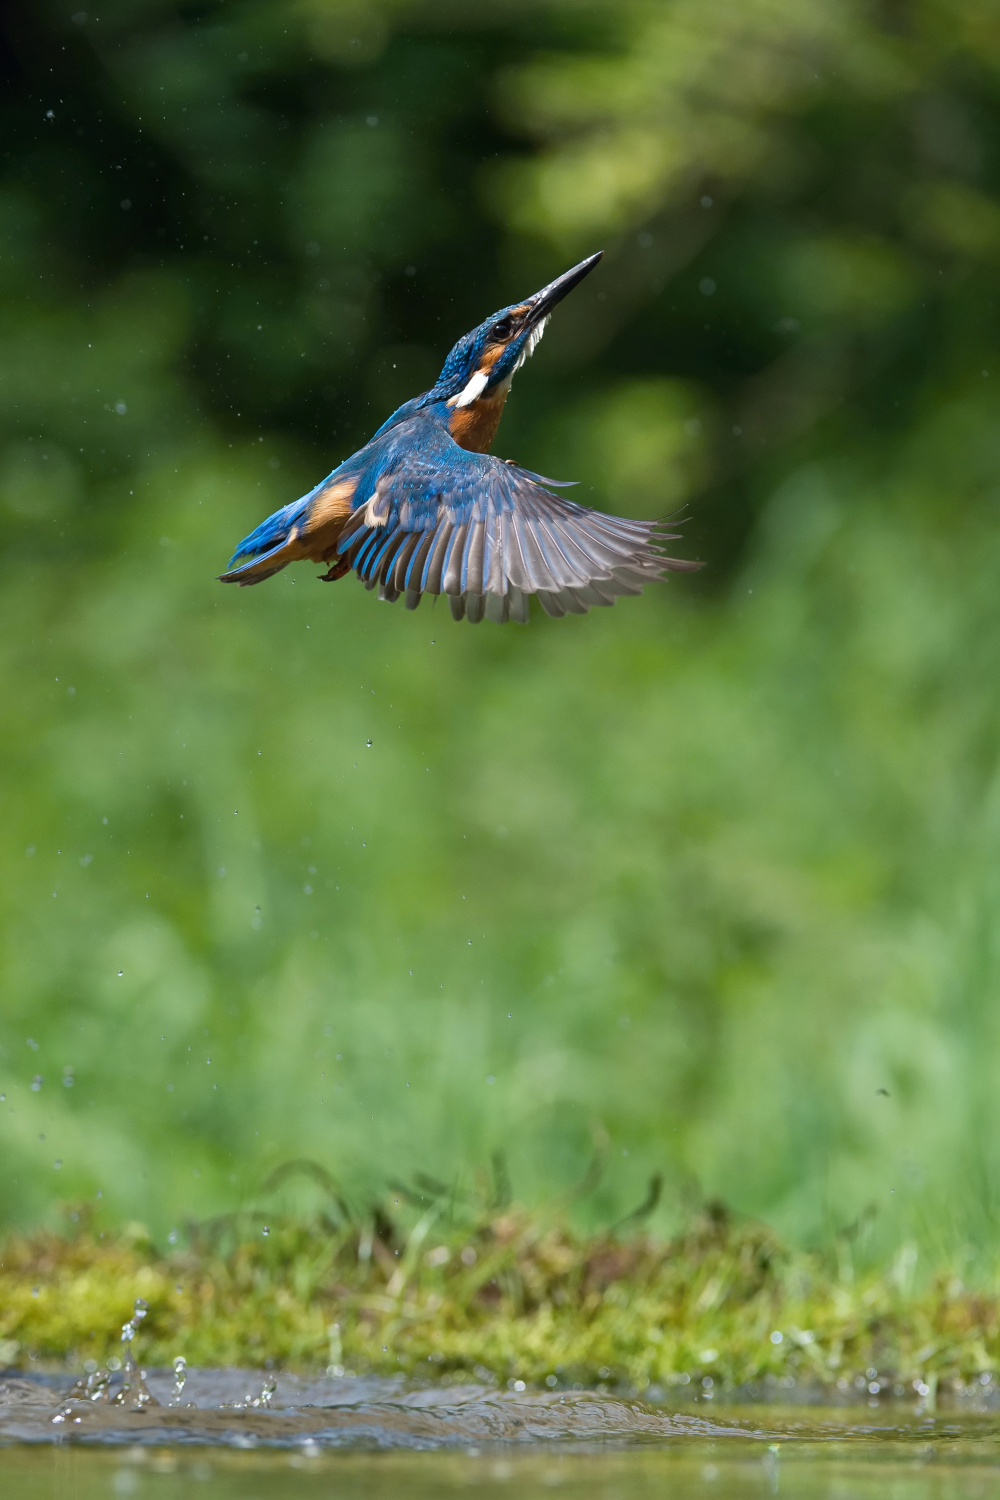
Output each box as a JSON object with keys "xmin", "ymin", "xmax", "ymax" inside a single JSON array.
[{"xmin": 450, "ymin": 369, "xmax": 490, "ymax": 408}]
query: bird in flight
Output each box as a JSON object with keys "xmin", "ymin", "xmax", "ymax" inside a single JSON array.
[{"xmin": 219, "ymin": 252, "xmax": 699, "ymax": 622}]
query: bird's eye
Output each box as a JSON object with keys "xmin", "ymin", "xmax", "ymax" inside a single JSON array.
[{"xmin": 492, "ymin": 318, "xmax": 513, "ymax": 341}]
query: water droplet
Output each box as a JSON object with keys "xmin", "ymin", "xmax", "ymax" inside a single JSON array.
[
  {"xmin": 366, "ymin": 739, "xmax": 372, "ymax": 748},
  {"xmin": 117, "ymin": 970, "xmax": 123, "ymax": 978},
  {"xmin": 30, "ymin": 1075, "xmax": 42, "ymax": 1091},
  {"xmin": 262, "ymin": 1226, "xmax": 270, "ymax": 1236}
]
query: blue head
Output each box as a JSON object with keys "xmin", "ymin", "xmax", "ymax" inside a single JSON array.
[{"xmin": 430, "ymin": 252, "xmax": 603, "ymax": 410}]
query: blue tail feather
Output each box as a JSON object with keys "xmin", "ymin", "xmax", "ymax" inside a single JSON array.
[{"xmin": 226, "ymin": 500, "xmax": 303, "ymax": 570}]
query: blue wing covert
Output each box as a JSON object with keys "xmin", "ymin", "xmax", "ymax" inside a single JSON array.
[{"xmin": 336, "ymin": 419, "xmax": 697, "ymax": 623}]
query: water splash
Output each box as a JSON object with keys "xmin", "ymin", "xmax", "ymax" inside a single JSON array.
[
  {"xmin": 224, "ymin": 1376, "xmax": 278, "ymax": 1410},
  {"xmin": 116, "ymin": 1297, "xmax": 156, "ymax": 1410},
  {"xmin": 60, "ymin": 1298, "xmax": 158, "ymax": 1420},
  {"xmin": 67, "ymin": 1367, "xmax": 111, "ymax": 1404},
  {"xmin": 170, "ymin": 1355, "xmax": 187, "ymax": 1407}
]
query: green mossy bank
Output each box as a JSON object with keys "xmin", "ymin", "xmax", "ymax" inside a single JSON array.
[{"xmin": 2, "ymin": 1205, "xmax": 996, "ymax": 1399}]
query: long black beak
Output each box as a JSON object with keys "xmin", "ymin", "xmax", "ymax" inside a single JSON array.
[{"xmin": 525, "ymin": 252, "xmax": 603, "ymax": 327}]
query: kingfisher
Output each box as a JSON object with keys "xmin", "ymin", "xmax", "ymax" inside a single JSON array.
[{"xmin": 219, "ymin": 252, "xmax": 699, "ymax": 622}]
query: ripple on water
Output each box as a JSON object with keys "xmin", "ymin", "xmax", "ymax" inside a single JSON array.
[{"xmin": 3, "ymin": 1370, "xmax": 1000, "ymax": 1457}]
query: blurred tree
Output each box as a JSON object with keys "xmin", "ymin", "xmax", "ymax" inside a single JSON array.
[{"xmin": 3, "ymin": 1, "xmax": 999, "ymax": 558}]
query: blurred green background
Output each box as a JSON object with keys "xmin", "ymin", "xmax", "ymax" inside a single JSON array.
[{"xmin": 1, "ymin": 0, "xmax": 1000, "ymax": 1264}]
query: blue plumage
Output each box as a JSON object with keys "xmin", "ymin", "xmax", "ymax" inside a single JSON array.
[{"xmin": 220, "ymin": 254, "xmax": 700, "ymax": 620}]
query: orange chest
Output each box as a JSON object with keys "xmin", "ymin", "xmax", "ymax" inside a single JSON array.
[{"xmin": 448, "ymin": 388, "xmax": 509, "ymax": 453}]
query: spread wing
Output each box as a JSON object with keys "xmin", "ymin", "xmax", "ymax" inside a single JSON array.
[{"xmin": 336, "ymin": 431, "xmax": 699, "ymax": 624}]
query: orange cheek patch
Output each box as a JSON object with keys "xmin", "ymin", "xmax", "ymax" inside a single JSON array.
[{"xmin": 480, "ymin": 305, "xmax": 529, "ymax": 370}]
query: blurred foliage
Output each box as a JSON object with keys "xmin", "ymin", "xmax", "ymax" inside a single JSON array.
[
  {"xmin": 2, "ymin": 1194, "xmax": 1000, "ymax": 1396},
  {"xmin": 0, "ymin": 0, "xmax": 999, "ymax": 1265}
]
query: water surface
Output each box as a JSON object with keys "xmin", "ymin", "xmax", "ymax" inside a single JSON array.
[{"xmin": 3, "ymin": 1371, "xmax": 1000, "ymax": 1497}]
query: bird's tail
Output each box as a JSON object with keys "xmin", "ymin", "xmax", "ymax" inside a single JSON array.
[{"xmin": 218, "ymin": 501, "xmax": 305, "ymax": 585}]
